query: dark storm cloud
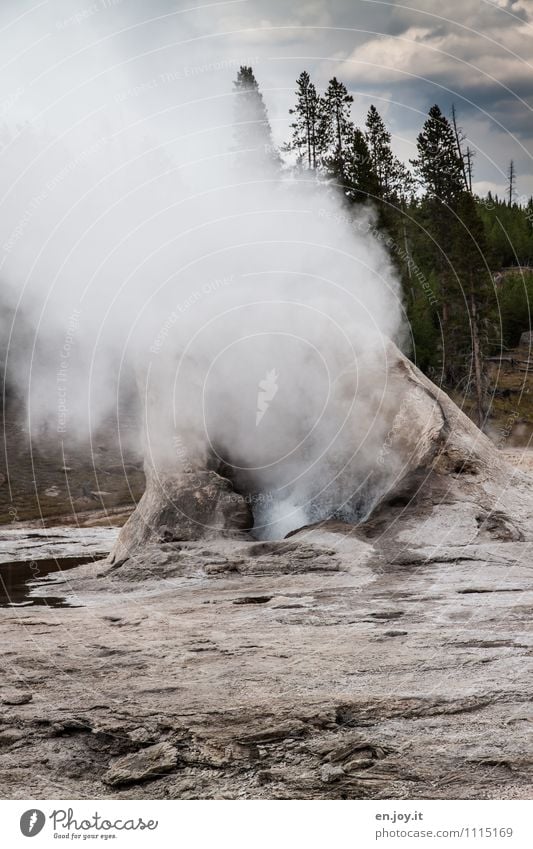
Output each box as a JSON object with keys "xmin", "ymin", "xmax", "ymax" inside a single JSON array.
[
  {"xmin": 327, "ymin": 0, "xmax": 533, "ymax": 192},
  {"xmin": 222, "ymin": 0, "xmax": 533, "ymax": 193}
]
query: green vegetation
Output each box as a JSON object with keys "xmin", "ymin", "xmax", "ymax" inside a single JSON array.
[
  {"xmin": 498, "ymin": 273, "xmax": 533, "ymax": 348},
  {"xmin": 235, "ymin": 66, "xmax": 533, "ymax": 428}
]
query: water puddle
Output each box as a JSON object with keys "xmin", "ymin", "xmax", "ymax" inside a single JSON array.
[{"xmin": 0, "ymin": 556, "xmax": 100, "ymax": 608}]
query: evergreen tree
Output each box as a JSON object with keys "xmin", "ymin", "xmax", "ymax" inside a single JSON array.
[
  {"xmin": 526, "ymin": 197, "xmax": 533, "ymax": 239},
  {"xmin": 232, "ymin": 66, "xmax": 279, "ymax": 171},
  {"xmin": 364, "ymin": 105, "xmax": 412, "ymax": 202},
  {"xmin": 477, "ymin": 195, "xmax": 533, "ymax": 267},
  {"xmin": 498, "ymin": 272, "xmax": 533, "ymax": 346},
  {"xmin": 317, "ymin": 77, "xmax": 354, "ymax": 182},
  {"xmin": 344, "ymin": 128, "xmax": 379, "ymax": 203},
  {"xmin": 285, "ymin": 71, "xmax": 320, "ymax": 170},
  {"xmin": 411, "ymin": 104, "xmax": 464, "ymax": 203},
  {"xmin": 410, "ymin": 105, "xmax": 467, "ymax": 384},
  {"xmin": 451, "ymin": 191, "xmax": 495, "ymax": 426},
  {"xmin": 507, "ymin": 159, "xmax": 516, "ymax": 206},
  {"xmin": 407, "ymin": 275, "xmax": 440, "ymax": 374},
  {"xmin": 451, "ymin": 104, "xmax": 471, "ymax": 193}
]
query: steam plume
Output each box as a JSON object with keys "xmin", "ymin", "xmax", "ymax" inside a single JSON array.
[{"xmin": 0, "ymin": 0, "xmax": 405, "ymax": 537}]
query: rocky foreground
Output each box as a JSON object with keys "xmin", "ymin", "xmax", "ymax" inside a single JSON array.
[{"xmin": 0, "ymin": 484, "xmax": 532, "ymax": 799}]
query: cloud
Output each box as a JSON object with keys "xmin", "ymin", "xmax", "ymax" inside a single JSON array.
[
  {"xmin": 323, "ymin": 1, "xmax": 533, "ymax": 191},
  {"xmin": 339, "ymin": 16, "xmax": 533, "ymax": 94}
]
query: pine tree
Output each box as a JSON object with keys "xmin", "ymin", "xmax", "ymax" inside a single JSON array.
[
  {"xmin": 465, "ymin": 147, "xmax": 474, "ymax": 193},
  {"xmin": 344, "ymin": 128, "xmax": 379, "ymax": 203},
  {"xmin": 451, "ymin": 192, "xmax": 495, "ymax": 426},
  {"xmin": 477, "ymin": 194, "xmax": 533, "ymax": 267},
  {"xmin": 364, "ymin": 105, "xmax": 413, "ymax": 204},
  {"xmin": 285, "ymin": 71, "xmax": 320, "ymax": 170},
  {"xmin": 451, "ymin": 104, "xmax": 471, "ymax": 193},
  {"xmin": 507, "ymin": 160, "xmax": 516, "ymax": 206},
  {"xmin": 526, "ymin": 197, "xmax": 533, "ymax": 241},
  {"xmin": 410, "ymin": 105, "xmax": 466, "ymax": 383},
  {"xmin": 317, "ymin": 77, "xmax": 354, "ymax": 182},
  {"xmin": 232, "ymin": 66, "xmax": 279, "ymax": 171},
  {"xmin": 365, "ymin": 105, "xmax": 393, "ymax": 197},
  {"xmin": 411, "ymin": 104, "xmax": 464, "ymax": 204}
]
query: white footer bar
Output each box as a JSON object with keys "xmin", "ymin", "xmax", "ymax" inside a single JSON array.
[{"xmin": 1, "ymin": 799, "xmax": 531, "ymax": 848}]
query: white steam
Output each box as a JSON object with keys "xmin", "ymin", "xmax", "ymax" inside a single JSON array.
[{"xmin": 0, "ymin": 0, "xmax": 405, "ymax": 537}]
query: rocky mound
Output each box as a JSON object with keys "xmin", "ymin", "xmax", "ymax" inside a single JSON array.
[{"xmin": 108, "ymin": 344, "xmax": 533, "ymax": 565}]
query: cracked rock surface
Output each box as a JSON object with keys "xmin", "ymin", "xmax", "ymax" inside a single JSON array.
[{"xmin": 0, "ymin": 506, "xmax": 531, "ymax": 799}]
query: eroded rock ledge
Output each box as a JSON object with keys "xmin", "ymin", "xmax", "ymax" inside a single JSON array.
[{"xmin": 108, "ymin": 470, "xmax": 252, "ymax": 568}]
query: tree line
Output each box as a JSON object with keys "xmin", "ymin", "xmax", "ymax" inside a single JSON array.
[{"xmin": 233, "ymin": 66, "xmax": 533, "ymax": 427}]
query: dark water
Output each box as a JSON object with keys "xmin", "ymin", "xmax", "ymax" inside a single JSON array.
[{"xmin": 0, "ymin": 556, "xmax": 99, "ymax": 608}]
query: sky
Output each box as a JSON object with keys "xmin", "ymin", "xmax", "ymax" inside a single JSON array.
[{"xmin": 0, "ymin": 0, "xmax": 531, "ymax": 197}]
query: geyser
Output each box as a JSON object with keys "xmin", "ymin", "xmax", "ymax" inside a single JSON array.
[
  {"xmin": 132, "ymin": 188, "xmax": 407, "ymax": 543},
  {"xmin": 109, "ymin": 340, "xmax": 457, "ymax": 562},
  {"xmin": 0, "ymin": 1, "xmax": 408, "ymax": 547}
]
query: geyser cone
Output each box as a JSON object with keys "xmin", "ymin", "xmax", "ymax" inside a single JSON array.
[{"xmin": 108, "ymin": 342, "xmax": 512, "ymax": 565}]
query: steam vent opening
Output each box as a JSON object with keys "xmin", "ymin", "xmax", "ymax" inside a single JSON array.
[
  {"xmin": 184, "ymin": 332, "xmax": 405, "ymax": 542},
  {"xmin": 214, "ymin": 455, "xmax": 373, "ymax": 541},
  {"xmin": 214, "ymin": 458, "xmax": 309, "ymax": 541}
]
